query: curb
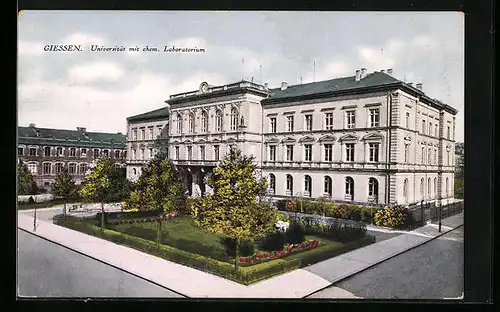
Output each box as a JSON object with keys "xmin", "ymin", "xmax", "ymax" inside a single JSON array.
[
  {"xmin": 17, "ymin": 226, "xmax": 189, "ymax": 299},
  {"xmin": 302, "ymin": 222, "xmax": 464, "ymax": 299}
]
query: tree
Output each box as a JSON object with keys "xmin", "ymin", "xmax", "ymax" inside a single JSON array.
[
  {"xmin": 52, "ymin": 167, "xmax": 78, "ymax": 218},
  {"xmin": 105, "ymin": 167, "xmax": 134, "ymax": 203},
  {"xmin": 17, "ymin": 161, "xmax": 37, "ymax": 195},
  {"xmin": 80, "ymin": 158, "xmax": 116, "ymax": 229},
  {"xmin": 192, "ymin": 148, "xmax": 280, "ymax": 273},
  {"xmin": 126, "ymin": 157, "xmax": 187, "ymax": 214},
  {"xmin": 454, "ymin": 179, "xmax": 464, "ymax": 199},
  {"xmin": 152, "ymin": 124, "xmax": 169, "ymax": 161}
]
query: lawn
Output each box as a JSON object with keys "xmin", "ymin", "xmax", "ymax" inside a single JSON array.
[{"xmin": 54, "ymin": 214, "xmax": 374, "ymax": 285}]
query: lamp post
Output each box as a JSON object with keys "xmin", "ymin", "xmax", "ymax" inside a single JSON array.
[
  {"xmin": 438, "ymin": 200, "xmax": 442, "ymax": 232},
  {"xmin": 421, "ymin": 200, "xmax": 424, "ymax": 226},
  {"xmin": 33, "ymin": 207, "xmax": 37, "ymax": 232}
]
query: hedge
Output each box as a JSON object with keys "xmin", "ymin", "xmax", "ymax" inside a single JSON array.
[{"xmin": 53, "ymin": 215, "xmax": 302, "ymax": 285}]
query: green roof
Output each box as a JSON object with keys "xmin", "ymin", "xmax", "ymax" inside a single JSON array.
[
  {"xmin": 18, "ymin": 126, "xmax": 126, "ymax": 148},
  {"xmin": 127, "ymin": 107, "xmax": 170, "ymax": 122},
  {"xmin": 263, "ymin": 71, "xmax": 458, "ymax": 115}
]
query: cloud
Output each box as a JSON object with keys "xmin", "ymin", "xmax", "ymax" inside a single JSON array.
[
  {"xmin": 63, "ymin": 32, "xmax": 105, "ymax": 46},
  {"xmin": 18, "ymin": 40, "xmax": 44, "ymax": 56},
  {"xmin": 68, "ymin": 62, "xmax": 125, "ymax": 83}
]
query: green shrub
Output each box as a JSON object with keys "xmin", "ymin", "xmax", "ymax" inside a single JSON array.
[
  {"xmin": 261, "ymin": 232, "xmax": 286, "ymax": 251},
  {"xmin": 221, "ymin": 238, "xmax": 255, "ymax": 257},
  {"xmin": 349, "ymin": 205, "xmax": 362, "ymax": 221},
  {"xmin": 285, "ymin": 222, "xmax": 305, "ymax": 244}
]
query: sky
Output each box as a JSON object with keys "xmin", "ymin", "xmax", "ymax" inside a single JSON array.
[{"xmin": 17, "ymin": 11, "xmax": 464, "ymax": 142}]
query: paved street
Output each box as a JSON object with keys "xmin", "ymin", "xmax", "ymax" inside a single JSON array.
[
  {"xmin": 17, "ymin": 229, "xmax": 185, "ymax": 298},
  {"xmin": 320, "ymin": 226, "xmax": 463, "ymax": 299}
]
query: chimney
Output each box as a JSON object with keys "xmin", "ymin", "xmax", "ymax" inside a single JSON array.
[
  {"xmin": 387, "ymin": 68, "xmax": 393, "ymax": 75},
  {"xmin": 416, "ymin": 83, "xmax": 423, "ymax": 90},
  {"xmin": 281, "ymin": 81, "xmax": 288, "ymax": 91},
  {"xmin": 264, "ymin": 83, "xmax": 268, "ymax": 89},
  {"xmin": 355, "ymin": 69, "xmax": 361, "ymax": 81},
  {"xmin": 360, "ymin": 68, "xmax": 367, "ymax": 79},
  {"xmin": 29, "ymin": 123, "xmax": 35, "ymax": 128},
  {"xmin": 381, "ymin": 69, "xmax": 386, "ymax": 74},
  {"xmin": 77, "ymin": 127, "xmax": 87, "ymax": 133}
]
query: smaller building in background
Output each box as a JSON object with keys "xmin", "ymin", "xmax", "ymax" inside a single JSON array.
[
  {"xmin": 125, "ymin": 107, "xmax": 170, "ymax": 182},
  {"xmin": 17, "ymin": 124, "xmax": 127, "ymax": 192}
]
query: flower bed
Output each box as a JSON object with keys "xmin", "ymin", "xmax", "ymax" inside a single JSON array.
[{"xmin": 239, "ymin": 239, "xmax": 320, "ymax": 263}]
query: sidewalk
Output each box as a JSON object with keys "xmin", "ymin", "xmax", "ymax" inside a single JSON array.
[{"xmin": 17, "ymin": 211, "xmax": 463, "ymax": 298}]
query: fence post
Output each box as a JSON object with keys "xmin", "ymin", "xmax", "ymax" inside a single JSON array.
[{"xmin": 420, "ymin": 200, "xmax": 424, "ymax": 226}]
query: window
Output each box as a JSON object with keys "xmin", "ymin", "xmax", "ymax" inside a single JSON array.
[
  {"xmin": 132, "ymin": 128, "xmax": 137, "ymax": 140},
  {"xmin": 81, "ymin": 148, "xmax": 87, "ymax": 157},
  {"xmin": 214, "ymin": 145, "xmax": 220, "ymax": 160},
  {"xmin": 345, "ymin": 143, "xmax": 354, "ymax": 162},
  {"xmin": 404, "ymin": 144, "xmax": 410, "ymax": 163},
  {"xmin": 324, "ymin": 176, "xmax": 332, "ymax": 196},
  {"xmin": 428, "ymin": 178, "xmax": 431, "ymax": 197},
  {"xmin": 133, "ymin": 168, "xmax": 137, "ymax": 175},
  {"xmin": 215, "ymin": 110, "xmax": 223, "ymax": 132},
  {"xmin": 435, "ymin": 124, "xmax": 439, "ymax": 137},
  {"xmin": 27, "ymin": 163, "xmax": 37, "ymax": 175},
  {"xmin": 230, "ymin": 108, "xmax": 239, "ymax": 131},
  {"xmin": 70, "ymin": 148, "xmax": 76, "ymax": 157},
  {"xmin": 422, "ymin": 120, "xmax": 426, "ymax": 133},
  {"xmin": 304, "ymin": 144, "xmax": 312, "ymax": 161},
  {"xmin": 269, "ymin": 145, "xmax": 276, "ymax": 161},
  {"xmin": 447, "ymin": 126, "xmax": 450, "ymax": 139},
  {"xmin": 132, "ymin": 149, "xmax": 136, "ymax": 160},
  {"xmin": 55, "ymin": 163, "xmax": 64, "ymax": 175},
  {"xmin": 304, "ymin": 175, "xmax": 312, "ymax": 197},
  {"xmin": 187, "ymin": 146, "xmax": 192, "ymax": 160},
  {"xmin": 287, "ymin": 116, "xmax": 294, "ymax": 132},
  {"xmin": 345, "ymin": 110, "xmax": 355, "ymax": 129},
  {"xmin": 368, "ymin": 178, "xmax": 379, "ymax": 200},
  {"xmin": 43, "ymin": 163, "xmax": 51, "ymax": 175},
  {"xmin": 405, "ymin": 112, "xmax": 410, "ymax": 128},
  {"xmin": 69, "ymin": 163, "xmax": 76, "ymax": 174},
  {"xmin": 176, "ymin": 113, "xmax": 183, "ymax": 134},
  {"xmin": 304, "ymin": 114, "xmax": 313, "ymax": 131},
  {"xmin": 447, "ymin": 150, "xmax": 450, "ymax": 166},
  {"xmin": 149, "ymin": 148, "xmax": 153, "ymax": 159},
  {"xmin": 56, "ymin": 147, "xmax": 63, "ymax": 156},
  {"xmin": 369, "ymin": 143, "xmax": 379, "ymax": 162},
  {"xmin": 93, "ymin": 149, "xmax": 99, "ymax": 158},
  {"xmin": 345, "ymin": 177, "xmax": 354, "ymax": 200},
  {"xmin": 148, "ymin": 127, "xmax": 153, "ymax": 140},
  {"xmin": 200, "ymin": 146, "xmax": 205, "ymax": 160},
  {"xmin": 434, "ymin": 178, "xmax": 437, "ymax": 197},
  {"xmin": 427, "ymin": 148, "xmax": 431, "ymax": 165},
  {"xmin": 268, "ymin": 174, "xmax": 276, "ymax": 194},
  {"xmin": 434, "ymin": 148, "xmax": 437, "ymax": 165},
  {"xmin": 175, "ymin": 146, "xmax": 180, "ymax": 160},
  {"xmin": 324, "ymin": 144, "xmax": 333, "ymax": 162},
  {"xmin": 445, "ymin": 177, "xmax": 449, "ymax": 196},
  {"xmin": 429, "ymin": 122, "xmax": 432, "ymax": 135},
  {"xmin": 29, "ymin": 147, "xmax": 37, "ymax": 156},
  {"xmin": 189, "ymin": 113, "xmax": 195, "ymax": 133},
  {"xmin": 421, "ymin": 147, "xmax": 425, "ymax": 164},
  {"xmin": 270, "ymin": 117, "xmax": 277, "ymax": 133},
  {"xmin": 286, "ymin": 145, "xmax": 294, "ymax": 161},
  {"xmin": 420, "ymin": 178, "xmax": 424, "ymax": 198},
  {"xmin": 286, "ymin": 174, "xmax": 293, "ymax": 195},
  {"xmin": 42, "ymin": 146, "xmax": 50, "ymax": 157},
  {"xmin": 325, "ymin": 112, "xmax": 334, "ymax": 130},
  {"xmin": 18, "ymin": 147, "xmax": 24, "ymax": 156},
  {"xmin": 103, "ymin": 150, "xmax": 109, "ymax": 158},
  {"xmin": 123, "ymin": 151, "xmax": 127, "ymax": 159},
  {"xmin": 403, "ymin": 178, "xmax": 409, "ymax": 199},
  {"xmin": 369, "ymin": 109, "xmax": 380, "ymax": 127},
  {"xmin": 79, "ymin": 163, "xmax": 87, "ymax": 175},
  {"xmin": 201, "ymin": 111, "xmax": 208, "ymax": 132},
  {"xmin": 157, "ymin": 125, "xmax": 163, "ymax": 137},
  {"xmin": 115, "ymin": 150, "xmax": 120, "ymax": 158},
  {"xmin": 140, "ymin": 148, "xmax": 144, "ymax": 160},
  {"xmin": 140, "ymin": 128, "xmax": 145, "ymax": 140}
]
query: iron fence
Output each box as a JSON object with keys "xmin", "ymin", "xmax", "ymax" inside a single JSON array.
[{"xmin": 408, "ymin": 200, "xmax": 464, "ymax": 227}]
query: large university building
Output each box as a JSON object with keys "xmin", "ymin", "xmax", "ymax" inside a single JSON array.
[
  {"xmin": 17, "ymin": 124, "xmax": 127, "ymax": 191},
  {"xmin": 126, "ymin": 68, "xmax": 458, "ymax": 207}
]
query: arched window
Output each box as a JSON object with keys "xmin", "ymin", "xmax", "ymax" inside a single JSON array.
[
  {"xmin": 324, "ymin": 176, "xmax": 332, "ymax": 197},
  {"xmin": 133, "ymin": 168, "xmax": 137, "ymax": 175},
  {"xmin": 230, "ymin": 107, "xmax": 239, "ymax": 131},
  {"xmin": 79, "ymin": 163, "xmax": 87, "ymax": 175},
  {"xmin": 420, "ymin": 178, "xmax": 424, "ymax": 198},
  {"xmin": 403, "ymin": 178, "xmax": 409, "ymax": 199},
  {"xmin": 189, "ymin": 112, "xmax": 195, "ymax": 133},
  {"xmin": 114, "ymin": 150, "xmax": 120, "ymax": 158},
  {"xmin": 216, "ymin": 109, "xmax": 223, "ymax": 132},
  {"xmin": 176, "ymin": 113, "xmax": 183, "ymax": 134},
  {"xmin": 368, "ymin": 177, "xmax": 379, "ymax": 202},
  {"xmin": 68, "ymin": 163, "xmax": 77, "ymax": 174},
  {"xmin": 55, "ymin": 163, "xmax": 64, "ymax": 175},
  {"xmin": 434, "ymin": 178, "xmax": 437, "ymax": 198},
  {"xmin": 427, "ymin": 177, "xmax": 431, "ymax": 197},
  {"xmin": 304, "ymin": 175, "xmax": 312, "ymax": 197},
  {"xmin": 268, "ymin": 174, "xmax": 276, "ymax": 194},
  {"xmin": 427, "ymin": 148, "xmax": 431, "ymax": 165},
  {"xmin": 286, "ymin": 174, "xmax": 293, "ymax": 195},
  {"xmin": 445, "ymin": 177, "xmax": 449, "ymax": 197},
  {"xmin": 345, "ymin": 177, "xmax": 354, "ymax": 200},
  {"xmin": 201, "ymin": 111, "xmax": 208, "ymax": 132}
]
